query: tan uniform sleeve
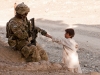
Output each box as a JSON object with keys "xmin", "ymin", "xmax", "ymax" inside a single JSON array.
[
  {"xmin": 35, "ymin": 26, "xmax": 47, "ymax": 36},
  {"xmin": 9, "ymin": 20, "xmax": 28, "ymax": 39}
]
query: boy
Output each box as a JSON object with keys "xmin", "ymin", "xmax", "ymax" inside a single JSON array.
[{"xmin": 51, "ymin": 28, "xmax": 82, "ymax": 73}]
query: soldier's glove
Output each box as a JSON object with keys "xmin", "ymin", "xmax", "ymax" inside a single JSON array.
[{"xmin": 31, "ymin": 40, "xmax": 36, "ymax": 46}]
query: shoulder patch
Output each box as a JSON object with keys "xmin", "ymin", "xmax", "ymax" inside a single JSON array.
[{"xmin": 13, "ymin": 25, "xmax": 17, "ymax": 28}]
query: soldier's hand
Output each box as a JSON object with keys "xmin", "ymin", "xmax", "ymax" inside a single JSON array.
[{"xmin": 45, "ymin": 34, "xmax": 52, "ymax": 38}]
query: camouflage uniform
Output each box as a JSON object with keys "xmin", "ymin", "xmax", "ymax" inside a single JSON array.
[{"xmin": 6, "ymin": 3, "xmax": 48, "ymax": 62}]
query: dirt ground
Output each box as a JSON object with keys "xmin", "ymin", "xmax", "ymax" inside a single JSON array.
[{"xmin": 0, "ymin": 0, "xmax": 100, "ymax": 75}]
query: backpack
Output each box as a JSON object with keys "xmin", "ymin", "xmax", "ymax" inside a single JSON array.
[
  {"xmin": 6, "ymin": 21, "xmax": 17, "ymax": 47},
  {"xmin": 6, "ymin": 22, "xmax": 11, "ymax": 38}
]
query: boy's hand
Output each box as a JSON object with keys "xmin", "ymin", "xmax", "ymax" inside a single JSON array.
[
  {"xmin": 52, "ymin": 38, "xmax": 58, "ymax": 42},
  {"xmin": 52, "ymin": 38, "xmax": 56, "ymax": 42}
]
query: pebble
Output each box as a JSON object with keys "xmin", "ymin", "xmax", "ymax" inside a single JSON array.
[
  {"xmin": 84, "ymin": 64, "xmax": 88, "ymax": 67},
  {"xmin": 92, "ymin": 66, "xmax": 95, "ymax": 68},
  {"xmin": 91, "ymin": 58, "xmax": 93, "ymax": 60}
]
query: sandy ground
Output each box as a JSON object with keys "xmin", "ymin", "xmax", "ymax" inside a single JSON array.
[{"xmin": 0, "ymin": 0, "xmax": 100, "ymax": 75}]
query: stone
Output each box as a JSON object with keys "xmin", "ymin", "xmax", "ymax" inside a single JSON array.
[
  {"xmin": 90, "ymin": 72, "xmax": 100, "ymax": 75},
  {"xmin": 91, "ymin": 66, "xmax": 95, "ymax": 68},
  {"xmin": 84, "ymin": 64, "xmax": 88, "ymax": 67}
]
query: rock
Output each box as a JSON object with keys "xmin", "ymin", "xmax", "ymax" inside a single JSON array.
[
  {"xmin": 84, "ymin": 64, "xmax": 88, "ymax": 67},
  {"xmin": 91, "ymin": 66, "xmax": 95, "ymax": 68},
  {"xmin": 49, "ymin": 63, "xmax": 62, "ymax": 70},
  {"xmin": 25, "ymin": 62, "xmax": 40, "ymax": 71},
  {"xmin": 90, "ymin": 72, "xmax": 100, "ymax": 75},
  {"xmin": 39, "ymin": 60, "xmax": 50, "ymax": 65},
  {"xmin": 91, "ymin": 58, "xmax": 93, "ymax": 60}
]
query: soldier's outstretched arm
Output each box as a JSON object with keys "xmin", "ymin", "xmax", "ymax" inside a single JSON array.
[{"xmin": 35, "ymin": 26, "xmax": 52, "ymax": 38}]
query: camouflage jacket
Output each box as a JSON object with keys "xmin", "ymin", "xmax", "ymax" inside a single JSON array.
[{"xmin": 6, "ymin": 17, "xmax": 47, "ymax": 50}]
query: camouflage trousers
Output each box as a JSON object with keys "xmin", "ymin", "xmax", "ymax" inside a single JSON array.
[{"xmin": 21, "ymin": 44, "xmax": 48, "ymax": 62}]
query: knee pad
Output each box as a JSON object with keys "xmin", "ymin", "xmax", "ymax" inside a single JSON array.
[
  {"xmin": 31, "ymin": 47, "xmax": 41, "ymax": 62},
  {"xmin": 40, "ymin": 50, "xmax": 48, "ymax": 61},
  {"xmin": 21, "ymin": 46, "xmax": 31, "ymax": 58}
]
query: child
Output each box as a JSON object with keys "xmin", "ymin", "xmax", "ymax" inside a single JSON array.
[{"xmin": 51, "ymin": 28, "xmax": 82, "ymax": 73}]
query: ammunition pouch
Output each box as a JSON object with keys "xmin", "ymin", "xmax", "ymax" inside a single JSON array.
[
  {"xmin": 8, "ymin": 36, "xmax": 16, "ymax": 47},
  {"xmin": 31, "ymin": 39, "xmax": 36, "ymax": 46}
]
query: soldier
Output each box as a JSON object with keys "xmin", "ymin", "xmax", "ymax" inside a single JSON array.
[{"xmin": 6, "ymin": 2, "xmax": 51, "ymax": 62}]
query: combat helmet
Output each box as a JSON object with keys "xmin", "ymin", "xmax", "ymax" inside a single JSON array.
[{"xmin": 15, "ymin": 2, "xmax": 30, "ymax": 15}]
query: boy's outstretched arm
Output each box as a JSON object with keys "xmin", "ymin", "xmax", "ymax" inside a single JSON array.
[
  {"xmin": 51, "ymin": 38, "xmax": 74, "ymax": 50},
  {"xmin": 51, "ymin": 37, "xmax": 64, "ymax": 45}
]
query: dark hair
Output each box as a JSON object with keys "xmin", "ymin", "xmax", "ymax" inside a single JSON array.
[{"xmin": 65, "ymin": 28, "xmax": 75, "ymax": 38}]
